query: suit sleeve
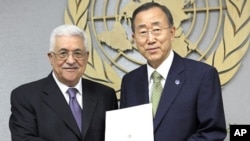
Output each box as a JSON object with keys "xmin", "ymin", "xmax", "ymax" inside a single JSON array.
[
  {"xmin": 187, "ymin": 67, "xmax": 227, "ymax": 141},
  {"xmin": 120, "ymin": 76, "xmax": 126, "ymax": 108},
  {"xmin": 9, "ymin": 88, "xmax": 46, "ymax": 141}
]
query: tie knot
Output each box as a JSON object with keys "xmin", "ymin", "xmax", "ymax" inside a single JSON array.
[
  {"xmin": 67, "ymin": 88, "xmax": 78, "ymax": 98},
  {"xmin": 152, "ymin": 71, "xmax": 162, "ymax": 83}
]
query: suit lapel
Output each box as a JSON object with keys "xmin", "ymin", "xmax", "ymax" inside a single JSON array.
[
  {"xmin": 153, "ymin": 53, "xmax": 185, "ymax": 130},
  {"xmin": 81, "ymin": 79, "xmax": 97, "ymax": 139},
  {"xmin": 137, "ymin": 65, "xmax": 150, "ymax": 104},
  {"xmin": 42, "ymin": 74, "xmax": 82, "ymax": 139}
]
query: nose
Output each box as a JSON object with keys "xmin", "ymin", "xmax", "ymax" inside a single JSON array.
[
  {"xmin": 66, "ymin": 54, "xmax": 76, "ymax": 64},
  {"xmin": 146, "ymin": 32, "xmax": 156, "ymax": 43}
]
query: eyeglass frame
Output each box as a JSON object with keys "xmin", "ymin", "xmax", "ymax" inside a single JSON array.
[
  {"xmin": 135, "ymin": 26, "xmax": 172, "ymax": 39},
  {"xmin": 50, "ymin": 50, "xmax": 88, "ymax": 60}
]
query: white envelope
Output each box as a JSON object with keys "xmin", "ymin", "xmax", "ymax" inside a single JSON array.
[{"xmin": 105, "ymin": 103, "xmax": 154, "ymax": 141}]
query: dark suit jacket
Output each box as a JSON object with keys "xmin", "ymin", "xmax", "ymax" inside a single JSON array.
[
  {"xmin": 120, "ymin": 53, "xmax": 227, "ymax": 141},
  {"xmin": 9, "ymin": 73, "xmax": 118, "ymax": 141}
]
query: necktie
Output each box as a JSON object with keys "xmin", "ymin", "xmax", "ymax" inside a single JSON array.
[
  {"xmin": 151, "ymin": 71, "xmax": 163, "ymax": 117},
  {"xmin": 67, "ymin": 88, "xmax": 82, "ymax": 132}
]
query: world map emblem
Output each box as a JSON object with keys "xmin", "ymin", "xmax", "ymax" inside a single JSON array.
[{"xmin": 64, "ymin": 0, "xmax": 249, "ymax": 99}]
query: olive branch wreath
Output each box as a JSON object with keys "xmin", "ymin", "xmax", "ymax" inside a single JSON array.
[
  {"xmin": 64, "ymin": 0, "xmax": 249, "ymax": 98},
  {"xmin": 64, "ymin": 0, "xmax": 121, "ymax": 98},
  {"xmin": 205, "ymin": 0, "xmax": 249, "ymax": 86}
]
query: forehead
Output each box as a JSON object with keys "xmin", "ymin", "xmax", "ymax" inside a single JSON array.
[
  {"xmin": 54, "ymin": 35, "xmax": 85, "ymax": 50},
  {"xmin": 134, "ymin": 7, "xmax": 168, "ymax": 28}
]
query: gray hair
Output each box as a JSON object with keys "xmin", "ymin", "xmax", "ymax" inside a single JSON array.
[{"xmin": 49, "ymin": 24, "xmax": 88, "ymax": 52}]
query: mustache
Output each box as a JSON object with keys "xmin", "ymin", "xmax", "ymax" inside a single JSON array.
[{"xmin": 62, "ymin": 65, "xmax": 79, "ymax": 69}]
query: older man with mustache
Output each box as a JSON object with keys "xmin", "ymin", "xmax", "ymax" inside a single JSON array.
[{"xmin": 9, "ymin": 24, "xmax": 118, "ymax": 141}]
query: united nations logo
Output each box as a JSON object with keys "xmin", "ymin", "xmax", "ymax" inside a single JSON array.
[{"xmin": 64, "ymin": 0, "xmax": 249, "ymax": 99}]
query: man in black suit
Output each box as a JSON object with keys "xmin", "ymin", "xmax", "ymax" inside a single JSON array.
[
  {"xmin": 9, "ymin": 24, "xmax": 118, "ymax": 141},
  {"xmin": 120, "ymin": 2, "xmax": 226, "ymax": 141}
]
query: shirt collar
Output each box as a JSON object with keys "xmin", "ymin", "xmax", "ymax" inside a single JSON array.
[
  {"xmin": 147, "ymin": 50, "xmax": 174, "ymax": 83},
  {"xmin": 52, "ymin": 72, "xmax": 82, "ymax": 95}
]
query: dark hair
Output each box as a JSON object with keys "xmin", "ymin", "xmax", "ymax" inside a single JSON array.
[{"xmin": 131, "ymin": 2, "xmax": 174, "ymax": 32}]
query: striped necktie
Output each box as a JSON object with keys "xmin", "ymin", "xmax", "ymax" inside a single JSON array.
[{"xmin": 67, "ymin": 88, "xmax": 82, "ymax": 132}]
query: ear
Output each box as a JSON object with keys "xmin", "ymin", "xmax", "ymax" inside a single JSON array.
[
  {"xmin": 132, "ymin": 33, "xmax": 135, "ymax": 39},
  {"xmin": 170, "ymin": 26, "xmax": 176, "ymax": 42},
  {"xmin": 47, "ymin": 52, "xmax": 53, "ymax": 65},
  {"xmin": 132, "ymin": 33, "xmax": 136, "ymax": 44},
  {"xmin": 48, "ymin": 52, "xmax": 52, "ymax": 59},
  {"xmin": 85, "ymin": 51, "xmax": 89, "ymax": 58},
  {"xmin": 84, "ymin": 52, "xmax": 90, "ymax": 62}
]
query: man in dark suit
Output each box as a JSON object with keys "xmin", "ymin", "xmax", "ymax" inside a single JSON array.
[
  {"xmin": 120, "ymin": 2, "xmax": 227, "ymax": 141},
  {"xmin": 9, "ymin": 24, "xmax": 118, "ymax": 141}
]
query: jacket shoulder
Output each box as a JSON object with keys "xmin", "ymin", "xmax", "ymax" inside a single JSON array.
[{"xmin": 12, "ymin": 76, "xmax": 49, "ymax": 92}]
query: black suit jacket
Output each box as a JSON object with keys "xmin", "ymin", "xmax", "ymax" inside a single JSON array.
[
  {"xmin": 9, "ymin": 73, "xmax": 118, "ymax": 141},
  {"xmin": 120, "ymin": 53, "xmax": 227, "ymax": 141}
]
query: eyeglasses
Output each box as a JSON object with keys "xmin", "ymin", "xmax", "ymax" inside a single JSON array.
[
  {"xmin": 136, "ymin": 27, "xmax": 172, "ymax": 39},
  {"xmin": 51, "ymin": 51, "xmax": 87, "ymax": 60}
]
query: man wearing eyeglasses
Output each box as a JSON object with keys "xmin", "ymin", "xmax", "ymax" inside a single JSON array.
[
  {"xmin": 120, "ymin": 2, "xmax": 226, "ymax": 141},
  {"xmin": 9, "ymin": 24, "xmax": 118, "ymax": 141}
]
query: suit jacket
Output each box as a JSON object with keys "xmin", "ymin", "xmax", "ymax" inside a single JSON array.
[
  {"xmin": 120, "ymin": 53, "xmax": 227, "ymax": 141},
  {"xmin": 9, "ymin": 73, "xmax": 118, "ymax": 141}
]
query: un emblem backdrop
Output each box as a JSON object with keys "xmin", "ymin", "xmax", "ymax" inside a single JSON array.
[{"xmin": 64, "ymin": 0, "xmax": 249, "ymax": 99}]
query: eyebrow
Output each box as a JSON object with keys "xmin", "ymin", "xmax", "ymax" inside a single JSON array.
[
  {"xmin": 57, "ymin": 48, "xmax": 84, "ymax": 52},
  {"xmin": 57, "ymin": 48, "xmax": 67, "ymax": 52},
  {"xmin": 136, "ymin": 21, "xmax": 161, "ymax": 29}
]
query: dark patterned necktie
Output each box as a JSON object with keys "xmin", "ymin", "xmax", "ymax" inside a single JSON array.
[
  {"xmin": 67, "ymin": 88, "xmax": 82, "ymax": 132},
  {"xmin": 151, "ymin": 71, "xmax": 163, "ymax": 117}
]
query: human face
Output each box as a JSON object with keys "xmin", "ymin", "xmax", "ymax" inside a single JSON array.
[
  {"xmin": 48, "ymin": 35, "xmax": 89, "ymax": 87},
  {"xmin": 132, "ymin": 7, "xmax": 175, "ymax": 69}
]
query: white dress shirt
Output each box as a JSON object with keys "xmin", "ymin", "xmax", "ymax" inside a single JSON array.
[
  {"xmin": 52, "ymin": 72, "xmax": 83, "ymax": 108},
  {"xmin": 147, "ymin": 50, "xmax": 174, "ymax": 102}
]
